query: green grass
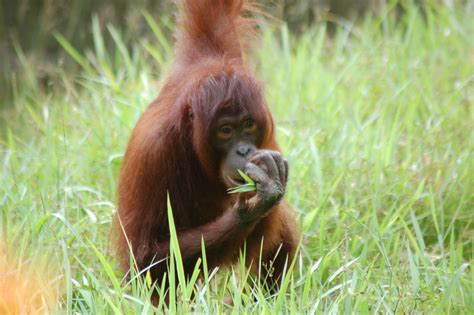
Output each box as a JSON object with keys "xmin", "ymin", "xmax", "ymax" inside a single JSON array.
[{"xmin": 1, "ymin": 2, "xmax": 473, "ymax": 313}]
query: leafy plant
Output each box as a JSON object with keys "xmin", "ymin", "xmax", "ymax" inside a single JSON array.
[{"xmin": 227, "ymin": 169, "xmax": 257, "ymax": 194}]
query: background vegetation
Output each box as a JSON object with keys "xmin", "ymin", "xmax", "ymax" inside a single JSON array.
[
  {"xmin": 0, "ymin": 0, "xmax": 463, "ymax": 102},
  {"xmin": 1, "ymin": 0, "xmax": 473, "ymax": 313}
]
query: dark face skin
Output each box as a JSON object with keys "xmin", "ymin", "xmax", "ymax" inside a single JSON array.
[
  {"xmin": 212, "ymin": 113, "xmax": 261, "ymax": 187},
  {"xmin": 212, "ymin": 111, "xmax": 289, "ymax": 225}
]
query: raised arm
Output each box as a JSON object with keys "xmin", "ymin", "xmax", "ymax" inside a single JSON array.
[{"xmin": 126, "ymin": 150, "xmax": 288, "ymax": 275}]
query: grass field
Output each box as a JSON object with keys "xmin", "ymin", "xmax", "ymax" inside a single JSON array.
[{"xmin": 0, "ymin": 2, "xmax": 473, "ymax": 313}]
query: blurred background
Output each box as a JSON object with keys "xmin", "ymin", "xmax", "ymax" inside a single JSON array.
[{"xmin": 0, "ymin": 0, "xmax": 463, "ymax": 105}]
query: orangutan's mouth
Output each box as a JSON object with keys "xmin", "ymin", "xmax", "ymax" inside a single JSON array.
[{"xmin": 224, "ymin": 175, "xmax": 246, "ymax": 188}]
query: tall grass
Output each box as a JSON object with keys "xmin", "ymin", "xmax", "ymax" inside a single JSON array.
[{"xmin": 0, "ymin": 1, "xmax": 473, "ymax": 313}]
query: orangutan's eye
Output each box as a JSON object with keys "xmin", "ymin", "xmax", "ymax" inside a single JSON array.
[
  {"xmin": 243, "ymin": 120, "xmax": 257, "ymax": 133},
  {"xmin": 217, "ymin": 125, "xmax": 234, "ymax": 140}
]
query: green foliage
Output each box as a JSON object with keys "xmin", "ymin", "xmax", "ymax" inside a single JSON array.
[
  {"xmin": 0, "ymin": 1, "xmax": 472, "ymax": 313},
  {"xmin": 227, "ymin": 170, "xmax": 257, "ymax": 194}
]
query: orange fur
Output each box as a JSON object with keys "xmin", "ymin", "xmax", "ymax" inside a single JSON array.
[{"xmin": 115, "ymin": 0, "xmax": 300, "ymax": 300}]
